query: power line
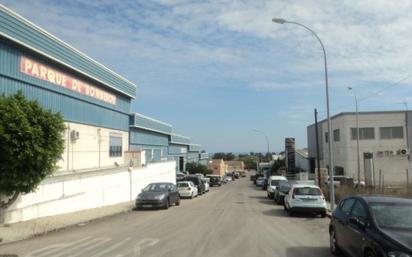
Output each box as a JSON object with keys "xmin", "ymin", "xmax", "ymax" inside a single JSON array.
[{"xmin": 334, "ymin": 73, "xmax": 412, "ymax": 111}]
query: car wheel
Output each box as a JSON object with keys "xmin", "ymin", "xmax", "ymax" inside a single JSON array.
[
  {"xmin": 288, "ymin": 209, "xmax": 294, "ymax": 217},
  {"xmin": 320, "ymin": 212, "xmax": 327, "ymax": 218},
  {"xmin": 330, "ymin": 228, "xmax": 341, "ymax": 256},
  {"xmin": 176, "ymin": 196, "xmax": 181, "ymax": 206},
  {"xmin": 164, "ymin": 199, "xmax": 169, "ymax": 209},
  {"xmin": 190, "ymin": 193, "xmax": 194, "ymax": 199},
  {"xmin": 364, "ymin": 250, "xmax": 377, "ymax": 257}
]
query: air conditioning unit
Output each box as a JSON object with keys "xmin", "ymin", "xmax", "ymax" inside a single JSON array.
[
  {"xmin": 397, "ymin": 148, "xmax": 410, "ymax": 156},
  {"xmin": 384, "ymin": 150, "xmax": 396, "ymax": 156},
  {"xmin": 70, "ymin": 130, "xmax": 80, "ymax": 141}
]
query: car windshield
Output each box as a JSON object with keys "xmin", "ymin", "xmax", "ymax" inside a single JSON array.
[
  {"xmin": 370, "ymin": 202, "xmax": 412, "ymax": 229},
  {"xmin": 177, "ymin": 183, "xmax": 188, "ymax": 187},
  {"xmin": 294, "ymin": 187, "xmax": 322, "ymax": 196},
  {"xmin": 271, "ymin": 180, "xmax": 283, "ymax": 186},
  {"xmin": 143, "ymin": 183, "xmax": 169, "ymax": 192}
]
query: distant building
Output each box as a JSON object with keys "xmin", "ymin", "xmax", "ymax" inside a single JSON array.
[
  {"xmin": 226, "ymin": 160, "xmax": 245, "ymax": 171},
  {"xmin": 208, "ymin": 159, "xmax": 228, "ymax": 177},
  {"xmin": 307, "ymin": 111, "xmax": 411, "ymax": 185},
  {"xmin": 295, "ymin": 148, "xmax": 309, "ymax": 173}
]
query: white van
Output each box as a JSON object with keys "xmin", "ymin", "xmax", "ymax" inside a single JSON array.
[{"xmin": 267, "ymin": 175, "xmax": 288, "ymax": 199}]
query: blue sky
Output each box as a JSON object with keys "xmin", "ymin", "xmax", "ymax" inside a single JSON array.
[{"xmin": 2, "ymin": 0, "xmax": 412, "ymax": 153}]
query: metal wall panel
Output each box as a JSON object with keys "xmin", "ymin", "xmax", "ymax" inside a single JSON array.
[
  {"xmin": 171, "ymin": 134, "xmax": 190, "ymax": 145},
  {"xmin": 0, "ymin": 76, "xmax": 129, "ymax": 131},
  {"xmin": 189, "ymin": 144, "xmax": 201, "ymax": 152},
  {"xmin": 168, "ymin": 144, "xmax": 188, "ymax": 155},
  {"xmin": 0, "ymin": 40, "xmax": 130, "ymax": 114},
  {"xmin": 131, "ymin": 113, "xmax": 172, "ymax": 134},
  {"xmin": 0, "ymin": 6, "xmax": 137, "ymax": 98},
  {"xmin": 129, "ymin": 127, "xmax": 169, "ymax": 146}
]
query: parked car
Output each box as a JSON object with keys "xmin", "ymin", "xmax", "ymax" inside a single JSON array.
[
  {"xmin": 233, "ymin": 172, "xmax": 240, "ymax": 179},
  {"xmin": 136, "ymin": 182, "xmax": 180, "ymax": 210},
  {"xmin": 176, "ymin": 172, "xmax": 186, "ymax": 182},
  {"xmin": 329, "ymin": 196, "xmax": 412, "ymax": 257},
  {"xmin": 177, "ymin": 181, "xmax": 198, "ymax": 199},
  {"xmin": 185, "ymin": 175, "xmax": 206, "ymax": 195},
  {"xmin": 262, "ymin": 177, "xmax": 269, "ymax": 190},
  {"xmin": 267, "ymin": 175, "xmax": 288, "ymax": 199},
  {"xmin": 274, "ymin": 180, "xmax": 291, "ymax": 205},
  {"xmin": 284, "ymin": 184, "xmax": 326, "ymax": 217},
  {"xmin": 256, "ymin": 177, "xmax": 265, "ymax": 187},
  {"xmin": 223, "ymin": 176, "xmax": 232, "ymax": 183},
  {"xmin": 207, "ymin": 175, "xmax": 222, "ymax": 187},
  {"xmin": 240, "ymin": 171, "xmax": 246, "ymax": 177},
  {"xmin": 201, "ymin": 178, "xmax": 210, "ymax": 192}
]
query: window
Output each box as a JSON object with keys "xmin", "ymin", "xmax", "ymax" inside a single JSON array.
[
  {"xmin": 351, "ymin": 200, "xmax": 367, "ymax": 219},
  {"xmin": 333, "ymin": 129, "xmax": 340, "ymax": 142},
  {"xmin": 109, "ymin": 134, "xmax": 122, "ymax": 157},
  {"xmin": 334, "ymin": 166, "xmax": 344, "ymax": 176},
  {"xmin": 351, "ymin": 200, "xmax": 368, "ymax": 225},
  {"xmin": 340, "ymin": 198, "xmax": 355, "ymax": 214},
  {"xmin": 351, "ymin": 127, "xmax": 375, "ymax": 140},
  {"xmin": 325, "ymin": 132, "xmax": 329, "ymax": 143},
  {"xmin": 380, "ymin": 127, "xmax": 404, "ymax": 139}
]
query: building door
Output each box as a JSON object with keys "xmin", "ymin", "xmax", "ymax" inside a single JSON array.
[{"xmin": 179, "ymin": 156, "xmax": 184, "ymax": 172}]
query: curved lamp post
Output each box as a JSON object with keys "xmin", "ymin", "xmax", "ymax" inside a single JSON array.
[
  {"xmin": 252, "ymin": 129, "xmax": 270, "ymax": 158},
  {"xmin": 348, "ymin": 87, "xmax": 361, "ymax": 185},
  {"xmin": 272, "ymin": 18, "xmax": 335, "ymax": 209}
]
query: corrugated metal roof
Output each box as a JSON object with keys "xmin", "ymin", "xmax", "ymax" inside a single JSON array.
[{"xmin": 0, "ymin": 4, "xmax": 137, "ymax": 98}]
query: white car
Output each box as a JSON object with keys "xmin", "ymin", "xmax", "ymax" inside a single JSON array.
[
  {"xmin": 223, "ymin": 176, "xmax": 232, "ymax": 183},
  {"xmin": 177, "ymin": 181, "xmax": 198, "ymax": 199},
  {"xmin": 256, "ymin": 177, "xmax": 265, "ymax": 187},
  {"xmin": 201, "ymin": 178, "xmax": 210, "ymax": 192},
  {"xmin": 284, "ymin": 184, "xmax": 327, "ymax": 218},
  {"xmin": 267, "ymin": 175, "xmax": 288, "ymax": 199}
]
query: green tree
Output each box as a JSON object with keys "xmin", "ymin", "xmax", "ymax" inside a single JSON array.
[
  {"xmin": 212, "ymin": 152, "xmax": 226, "ymax": 159},
  {"xmin": 271, "ymin": 158, "xmax": 285, "ymax": 174},
  {"xmin": 186, "ymin": 162, "xmax": 212, "ymax": 175},
  {"xmin": 225, "ymin": 152, "xmax": 235, "ymax": 161},
  {"xmin": 0, "ymin": 91, "xmax": 65, "ymax": 210}
]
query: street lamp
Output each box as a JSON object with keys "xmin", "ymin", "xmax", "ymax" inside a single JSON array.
[
  {"xmin": 348, "ymin": 87, "xmax": 361, "ymax": 185},
  {"xmin": 272, "ymin": 17, "xmax": 335, "ymax": 209},
  {"xmin": 252, "ymin": 129, "xmax": 270, "ymax": 158}
]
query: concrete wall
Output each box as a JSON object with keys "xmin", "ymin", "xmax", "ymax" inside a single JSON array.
[
  {"xmin": 314, "ymin": 112, "xmax": 409, "ymax": 185},
  {"xmin": 57, "ymin": 122, "xmax": 129, "ymax": 172},
  {"xmin": 4, "ymin": 161, "xmax": 176, "ymax": 224}
]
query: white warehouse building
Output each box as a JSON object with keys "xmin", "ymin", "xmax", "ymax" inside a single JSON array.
[{"xmin": 307, "ymin": 111, "xmax": 411, "ymax": 185}]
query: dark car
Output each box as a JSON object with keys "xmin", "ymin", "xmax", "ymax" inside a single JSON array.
[
  {"xmin": 136, "ymin": 182, "xmax": 180, "ymax": 210},
  {"xmin": 207, "ymin": 175, "xmax": 222, "ymax": 187},
  {"xmin": 274, "ymin": 180, "xmax": 291, "ymax": 205},
  {"xmin": 329, "ymin": 196, "xmax": 412, "ymax": 257},
  {"xmin": 185, "ymin": 175, "xmax": 206, "ymax": 195}
]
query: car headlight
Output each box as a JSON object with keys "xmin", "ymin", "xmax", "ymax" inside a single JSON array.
[
  {"xmin": 388, "ymin": 252, "xmax": 411, "ymax": 257},
  {"xmin": 136, "ymin": 194, "xmax": 142, "ymax": 200},
  {"xmin": 155, "ymin": 195, "xmax": 165, "ymax": 200}
]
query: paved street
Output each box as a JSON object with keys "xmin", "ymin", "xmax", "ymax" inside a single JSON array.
[{"xmin": 0, "ymin": 177, "xmax": 332, "ymax": 257}]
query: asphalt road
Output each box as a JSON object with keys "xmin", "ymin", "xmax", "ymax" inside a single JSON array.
[{"xmin": 0, "ymin": 177, "xmax": 333, "ymax": 257}]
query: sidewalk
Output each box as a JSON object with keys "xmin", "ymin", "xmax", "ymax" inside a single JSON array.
[{"xmin": 0, "ymin": 202, "xmax": 133, "ymax": 245}]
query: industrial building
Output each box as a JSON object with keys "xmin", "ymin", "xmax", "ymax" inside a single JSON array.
[
  {"xmin": 0, "ymin": 5, "xmax": 207, "ymax": 174},
  {"xmin": 307, "ymin": 111, "xmax": 411, "ymax": 185},
  {"xmin": 0, "ymin": 5, "xmax": 208, "ymax": 224}
]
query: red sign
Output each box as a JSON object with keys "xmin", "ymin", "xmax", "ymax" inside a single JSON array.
[{"xmin": 20, "ymin": 56, "xmax": 116, "ymax": 105}]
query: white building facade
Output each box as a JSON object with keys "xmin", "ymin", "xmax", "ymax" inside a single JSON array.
[{"xmin": 307, "ymin": 111, "xmax": 411, "ymax": 185}]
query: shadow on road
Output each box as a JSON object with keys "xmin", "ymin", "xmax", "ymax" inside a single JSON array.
[
  {"xmin": 286, "ymin": 246, "xmax": 332, "ymax": 257},
  {"xmin": 262, "ymin": 208, "xmax": 321, "ymax": 220}
]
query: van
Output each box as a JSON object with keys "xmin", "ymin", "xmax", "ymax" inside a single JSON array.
[{"xmin": 267, "ymin": 175, "xmax": 288, "ymax": 199}]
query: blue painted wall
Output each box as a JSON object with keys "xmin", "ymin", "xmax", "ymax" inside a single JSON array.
[
  {"xmin": 0, "ymin": 38, "xmax": 130, "ymax": 131},
  {"xmin": 0, "ymin": 6, "xmax": 136, "ymax": 98}
]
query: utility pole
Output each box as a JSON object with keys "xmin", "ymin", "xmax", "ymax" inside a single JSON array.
[{"xmin": 314, "ymin": 109, "xmax": 322, "ymax": 187}]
